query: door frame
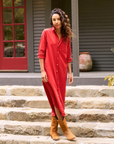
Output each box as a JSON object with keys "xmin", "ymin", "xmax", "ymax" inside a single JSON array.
[{"xmin": 0, "ymin": 0, "xmax": 28, "ymax": 70}]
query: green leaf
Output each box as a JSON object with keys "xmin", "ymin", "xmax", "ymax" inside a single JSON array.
[{"xmin": 104, "ymin": 76, "xmax": 108, "ymax": 81}]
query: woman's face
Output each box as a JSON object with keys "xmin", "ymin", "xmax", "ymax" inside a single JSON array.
[{"xmin": 52, "ymin": 14, "xmax": 62, "ymax": 30}]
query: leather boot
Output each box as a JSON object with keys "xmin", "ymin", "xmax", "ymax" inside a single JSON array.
[
  {"xmin": 50, "ymin": 116, "xmax": 59, "ymax": 140},
  {"xmin": 58, "ymin": 117, "xmax": 76, "ymax": 141}
]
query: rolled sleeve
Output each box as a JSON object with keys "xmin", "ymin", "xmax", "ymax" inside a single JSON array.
[
  {"xmin": 67, "ymin": 39, "xmax": 72, "ymax": 63},
  {"xmin": 37, "ymin": 30, "xmax": 47, "ymax": 59}
]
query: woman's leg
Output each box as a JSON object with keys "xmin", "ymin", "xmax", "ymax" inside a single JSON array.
[
  {"xmin": 54, "ymin": 105, "xmax": 76, "ymax": 141},
  {"xmin": 58, "ymin": 117, "xmax": 76, "ymax": 141},
  {"xmin": 50, "ymin": 116, "xmax": 59, "ymax": 140},
  {"xmin": 54, "ymin": 106, "xmax": 63, "ymax": 120},
  {"xmin": 42, "ymin": 83, "xmax": 60, "ymax": 140}
]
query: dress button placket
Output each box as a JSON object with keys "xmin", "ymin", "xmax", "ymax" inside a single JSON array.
[{"xmin": 57, "ymin": 49, "xmax": 59, "ymax": 97}]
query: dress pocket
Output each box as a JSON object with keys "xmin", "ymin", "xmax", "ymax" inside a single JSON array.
[
  {"xmin": 60, "ymin": 41, "xmax": 67, "ymax": 53},
  {"xmin": 61, "ymin": 45, "xmax": 67, "ymax": 54}
]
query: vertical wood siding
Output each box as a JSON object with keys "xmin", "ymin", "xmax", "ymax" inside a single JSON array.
[
  {"xmin": 33, "ymin": 0, "xmax": 45, "ymax": 72},
  {"xmin": 79, "ymin": 0, "xmax": 114, "ymax": 71}
]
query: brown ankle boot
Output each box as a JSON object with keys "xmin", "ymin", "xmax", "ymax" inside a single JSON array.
[
  {"xmin": 58, "ymin": 117, "xmax": 76, "ymax": 141},
  {"xmin": 50, "ymin": 116, "xmax": 59, "ymax": 140}
]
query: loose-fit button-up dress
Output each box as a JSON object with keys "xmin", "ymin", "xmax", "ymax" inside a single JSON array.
[{"xmin": 38, "ymin": 27, "xmax": 72, "ymax": 116}]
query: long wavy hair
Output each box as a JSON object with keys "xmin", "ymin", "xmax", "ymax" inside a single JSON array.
[{"xmin": 50, "ymin": 8, "xmax": 73, "ymax": 41}]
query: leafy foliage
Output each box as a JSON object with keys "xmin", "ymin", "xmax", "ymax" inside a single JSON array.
[{"xmin": 104, "ymin": 75, "xmax": 114, "ymax": 86}]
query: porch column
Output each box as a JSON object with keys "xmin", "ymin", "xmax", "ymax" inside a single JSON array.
[
  {"xmin": 44, "ymin": 0, "xmax": 51, "ymax": 28},
  {"xmin": 26, "ymin": 0, "xmax": 34, "ymax": 72},
  {"xmin": 71, "ymin": 0, "xmax": 79, "ymax": 76}
]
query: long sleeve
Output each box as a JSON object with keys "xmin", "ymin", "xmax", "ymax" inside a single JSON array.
[
  {"xmin": 37, "ymin": 30, "xmax": 47, "ymax": 59},
  {"xmin": 67, "ymin": 39, "xmax": 72, "ymax": 63}
]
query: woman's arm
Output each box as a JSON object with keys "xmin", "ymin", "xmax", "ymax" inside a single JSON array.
[
  {"xmin": 67, "ymin": 62, "xmax": 73, "ymax": 84},
  {"xmin": 39, "ymin": 58, "xmax": 48, "ymax": 82},
  {"xmin": 67, "ymin": 39, "xmax": 73, "ymax": 84},
  {"xmin": 39, "ymin": 58, "xmax": 45, "ymax": 72},
  {"xmin": 38, "ymin": 30, "xmax": 48, "ymax": 82},
  {"xmin": 67, "ymin": 62, "xmax": 72, "ymax": 74}
]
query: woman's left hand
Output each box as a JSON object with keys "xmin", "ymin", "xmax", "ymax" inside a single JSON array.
[{"xmin": 68, "ymin": 73, "xmax": 73, "ymax": 85}]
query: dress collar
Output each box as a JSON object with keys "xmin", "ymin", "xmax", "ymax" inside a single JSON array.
[
  {"xmin": 52, "ymin": 26, "xmax": 63, "ymax": 43},
  {"xmin": 52, "ymin": 26, "xmax": 55, "ymax": 31},
  {"xmin": 52, "ymin": 26, "xmax": 62, "ymax": 36}
]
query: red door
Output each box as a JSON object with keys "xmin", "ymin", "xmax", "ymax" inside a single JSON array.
[{"xmin": 0, "ymin": 0, "xmax": 27, "ymax": 70}]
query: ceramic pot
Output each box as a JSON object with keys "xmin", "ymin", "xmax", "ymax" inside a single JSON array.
[{"xmin": 79, "ymin": 52, "xmax": 92, "ymax": 71}]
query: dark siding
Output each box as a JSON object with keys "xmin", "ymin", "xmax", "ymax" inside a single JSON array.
[
  {"xmin": 79, "ymin": 0, "xmax": 114, "ymax": 71},
  {"xmin": 33, "ymin": 0, "xmax": 45, "ymax": 72}
]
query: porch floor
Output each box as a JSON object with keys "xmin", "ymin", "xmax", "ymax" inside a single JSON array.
[{"xmin": 0, "ymin": 71, "xmax": 113, "ymax": 86}]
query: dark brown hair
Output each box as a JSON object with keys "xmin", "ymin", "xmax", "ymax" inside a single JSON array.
[{"xmin": 50, "ymin": 8, "xmax": 73, "ymax": 41}]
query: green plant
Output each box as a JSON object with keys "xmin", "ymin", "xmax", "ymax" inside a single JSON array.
[
  {"xmin": 104, "ymin": 48, "xmax": 114, "ymax": 86},
  {"xmin": 104, "ymin": 75, "xmax": 114, "ymax": 86}
]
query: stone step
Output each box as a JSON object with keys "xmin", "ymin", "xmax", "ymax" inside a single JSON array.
[
  {"xmin": 0, "ymin": 134, "xmax": 114, "ymax": 144},
  {"xmin": 0, "ymin": 120, "xmax": 114, "ymax": 138},
  {"xmin": 0, "ymin": 96, "xmax": 114, "ymax": 110},
  {"xmin": 0, "ymin": 107, "xmax": 114, "ymax": 122},
  {"xmin": 0, "ymin": 86, "xmax": 114, "ymax": 97}
]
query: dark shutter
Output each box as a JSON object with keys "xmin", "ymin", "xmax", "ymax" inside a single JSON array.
[
  {"xmin": 33, "ymin": 0, "xmax": 45, "ymax": 72},
  {"xmin": 79, "ymin": 0, "xmax": 114, "ymax": 71}
]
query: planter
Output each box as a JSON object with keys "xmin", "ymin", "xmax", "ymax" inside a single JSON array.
[{"xmin": 79, "ymin": 52, "xmax": 92, "ymax": 72}]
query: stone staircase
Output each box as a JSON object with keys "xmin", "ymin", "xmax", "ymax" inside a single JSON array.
[{"xmin": 0, "ymin": 86, "xmax": 114, "ymax": 144}]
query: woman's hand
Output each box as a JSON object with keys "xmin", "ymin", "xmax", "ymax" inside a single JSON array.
[
  {"xmin": 41, "ymin": 71, "xmax": 48, "ymax": 82},
  {"xmin": 68, "ymin": 73, "xmax": 73, "ymax": 85}
]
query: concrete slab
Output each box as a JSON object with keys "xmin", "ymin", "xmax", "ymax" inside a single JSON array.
[{"xmin": 0, "ymin": 71, "xmax": 113, "ymax": 85}]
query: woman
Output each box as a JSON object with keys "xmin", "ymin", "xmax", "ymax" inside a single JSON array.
[{"xmin": 38, "ymin": 8, "xmax": 76, "ymax": 141}]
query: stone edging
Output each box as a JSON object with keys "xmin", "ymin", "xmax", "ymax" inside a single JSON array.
[{"xmin": 0, "ymin": 86, "xmax": 114, "ymax": 97}]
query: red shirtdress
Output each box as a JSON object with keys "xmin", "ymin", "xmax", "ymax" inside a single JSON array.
[{"xmin": 38, "ymin": 26, "xmax": 72, "ymax": 116}]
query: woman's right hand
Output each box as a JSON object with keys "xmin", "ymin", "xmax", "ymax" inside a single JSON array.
[{"xmin": 41, "ymin": 71, "xmax": 48, "ymax": 82}]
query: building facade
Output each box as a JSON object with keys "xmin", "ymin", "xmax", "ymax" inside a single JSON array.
[{"xmin": 0, "ymin": 0, "xmax": 114, "ymax": 75}]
